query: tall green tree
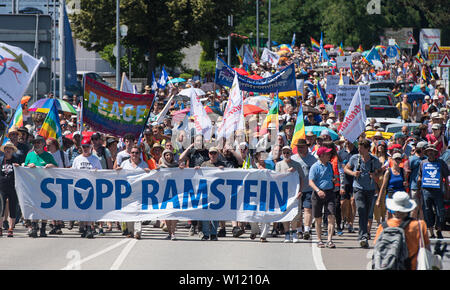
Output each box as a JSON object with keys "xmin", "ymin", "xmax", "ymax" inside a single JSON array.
[{"xmin": 71, "ymin": 0, "xmax": 242, "ymax": 83}]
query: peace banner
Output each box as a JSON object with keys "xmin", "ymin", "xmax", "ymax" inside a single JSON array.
[
  {"xmin": 215, "ymin": 57, "xmax": 296, "ymax": 93},
  {"xmin": 83, "ymin": 76, "xmax": 154, "ymax": 138},
  {"xmin": 15, "ymin": 167, "xmax": 300, "ymax": 222}
]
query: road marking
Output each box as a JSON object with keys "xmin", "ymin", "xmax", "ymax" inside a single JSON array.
[
  {"xmin": 61, "ymin": 238, "xmax": 131, "ymax": 270},
  {"xmin": 110, "ymin": 238, "xmax": 138, "ymax": 270},
  {"xmin": 311, "ymin": 236, "xmax": 327, "ymax": 270}
]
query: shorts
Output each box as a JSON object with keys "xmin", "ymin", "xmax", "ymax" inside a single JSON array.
[
  {"xmin": 340, "ymin": 184, "xmax": 354, "ymax": 201},
  {"xmin": 0, "ymin": 189, "xmax": 19, "ymax": 219},
  {"xmin": 301, "ymin": 191, "xmax": 312, "ymax": 209},
  {"xmin": 312, "ymin": 189, "xmax": 336, "ymax": 218}
]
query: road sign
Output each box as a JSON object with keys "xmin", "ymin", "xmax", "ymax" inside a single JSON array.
[
  {"xmin": 429, "ymin": 43, "xmax": 440, "ymax": 54},
  {"xmin": 386, "ymin": 46, "xmax": 398, "ymax": 58},
  {"xmin": 439, "ymin": 54, "xmax": 450, "ymax": 67},
  {"xmin": 406, "ymin": 35, "xmax": 417, "ymax": 45}
]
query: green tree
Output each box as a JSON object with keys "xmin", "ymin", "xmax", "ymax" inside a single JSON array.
[{"xmin": 71, "ymin": 0, "xmax": 242, "ymax": 84}]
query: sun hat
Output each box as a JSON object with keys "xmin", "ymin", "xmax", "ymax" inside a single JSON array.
[
  {"xmin": 294, "ymin": 139, "xmax": 308, "ymax": 146},
  {"xmin": 32, "ymin": 135, "xmax": 46, "ymax": 144},
  {"xmin": 432, "ymin": 123, "xmax": 441, "ymax": 130},
  {"xmin": 392, "ymin": 153, "xmax": 402, "ymax": 159},
  {"xmin": 7, "ymin": 125, "xmax": 20, "ymax": 137},
  {"xmin": 424, "ymin": 144, "xmax": 439, "ymax": 153},
  {"xmin": 386, "ymin": 191, "xmax": 416, "ymax": 213},
  {"xmin": 1, "ymin": 141, "xmax": 18, "ymax": 152}
]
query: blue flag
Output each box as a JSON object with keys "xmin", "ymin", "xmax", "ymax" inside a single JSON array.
[
  {"xmin": 158, "ymin": 66, "xmax": 169, "ymax": 89},
  {"xmin": 151, "ymin": 72, "xmax": 158, "ymax": 92},
  {"xmin": 64, "ymin": 6, "xmax": 77, "ymax": 87},
  {"xmin": 320, "ymin": 32, "xmax": 329, "ymax": 61},
  {"xmin": 291, "ymin": 33, "xmax": 296, "ymax": 48}
]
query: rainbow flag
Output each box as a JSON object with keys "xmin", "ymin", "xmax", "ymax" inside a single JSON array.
[
  {"xmin": 421, "ymin": 66, "xmax": 428, "ymax": 82},
  {"xmin": 278, "ymin": 44, "xmax": 293, "ymax": 54},
  {"xmin": 356, "ymin": 45, "xmax": 363, "ymax": 53},
  {"xmin": 291, "ymin": 102, "xmax": 305, "ymax": 154},
  {"xmin": 316, "ymin": 82, "xmax": 328, "ymax": 104},
  {"xmin": 235, "ymin": 46, "xmax": 243, "ymax": 65},
  {"xmin": 311, "ymin": 37, "xmax": 320, "ymax": 52},
  {"xmin": 2, "ymin": 104, "xmax": 23, "ymax": 145},
  {"xmin": 414, "ymin": 51, "xmax": 424, "ymax": 64},
  {"xmin": 259, "ymin": 93, "xmax": 280, "ymax": 136},
  {"xmin": 349, "ymin": 63, "xmax": 355, "ymax": 82},
  {"xmin": 39, "ymin": 99, "xmax": 62, "ymax": 145},
  {"xmin": 338, "ymin": 42, "xmax": 344, "ymax": 56}
]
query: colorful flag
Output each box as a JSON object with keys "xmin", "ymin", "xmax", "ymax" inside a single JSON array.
[
  {"xmin": 151, "ymin": 72, "xmax": 158, "ymax": 92},
  {"xmin": 243, "ymin": 44, "xmax": 255, "ymax": 66},
  {"xmin": 320, "ymin": 32, "xmax": 329, "ymax": 61},
  {"xmin": 39, "ymin": 100, "xmax": 63, "ymax": 145},
  {"xmin": 311, "ymin": 37, "xmax": 320, "ymax": 52},
  {"xmin": 235, "ymin": 46, "xmax": 243, "ymax": 65},
  {"xmin": 421, "ymin": 66, "xmax": 428, "ymax": 82},
  {"xmin": 356, "ymin": 45, "xmax": 363, "ymax": 53},
  {"xmin": 414, "ymin": 51, "xmax": 424, "ymax": 64},
  {"xmin": 2, "ymin": 104, "xmax": 23, "ymax": 145},
  {"xmin": 316, "ymin": 82, "xmax": 328, "ymax": 104},
  {"xmin": 349, "ymin": 63, "xmax": 355, "ymax": 82},
  {"xmin": 338, "ymin": 42, "xmax": 345, "ymax": 56},
  {"xmin": 291, "ymin": 102, "xmax": 305, "ymax": 154},
  {"xmin": 291, "ymin": 33, "xmax": 296, "ymax": 48},
  {"xmin": 259, "ymin": 92, "xmax": 280, "ymax": 136},
  {"xmin": 278, "ymin": 44, "xmax": 293, "ymax": 54},
  {"xmin": 217, "ymin": 73, "xmax": 244, "ymax": 139},
  {"xmin": 260, "ymin": 48, "xmax": 280, "ymax": 66}
]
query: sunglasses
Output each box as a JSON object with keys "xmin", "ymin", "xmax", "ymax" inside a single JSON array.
[
  {"xmin": 131, "ymin": 151, "xmax": 140, "ymax": 155},
  {"xmin": 209, "ymin": 152, "xmax": 218, "ymax": 155}
]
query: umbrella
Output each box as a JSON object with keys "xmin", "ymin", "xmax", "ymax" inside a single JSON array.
[
  {"xmin": 376, "ymin": 71, "xmax": 391, "ymax": 76},
  {"xmin": 305, "ymin": 126, "xmax": 339, "ymax": 140},
  {"xmin": 178, "ymin": 88, "xmax": 205, "ymax": 97},
  {"xmin": 244, "ymin": 104, "xmax": 267, "ymax": 117},
  {"xmin": 204, "ymin": 105, "xmax": 223, "ymax": 116},
  {"xmin": 167, "ymin": 77, "xmax": 186, "ymax": 84},
  {"xmin": 248, "ymin": 74, "xmax": 263, "ymax": 80},
  {"xmin": 200, "ymin": 82, "xmax": 215, "ymax": 92},
  {"xmin": 324, "ymin": 44, "xmax": 334, "ymax": 49},
  {"xmin": 29, "ymin": 98, "xmax": 77, "ymax": 114},
  {"xmin": 234, "ymin": 67, "xmax": 249, "ymax": 76}
]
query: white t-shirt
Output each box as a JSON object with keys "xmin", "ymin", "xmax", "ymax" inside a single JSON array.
[
  {"xmin": 51, "ymin": 150, "xmax": 70, "ymax": 168},
  {"xmin": 116, "ymin": 150, "xmax": 131, "ymax": 167},
  {"xmin": 120, "ymin": 159, "xmax": 149, "ymax": 170},
  {"xmin": 71, "ymin": 154, "xmax": 102, "ymax": 170}
]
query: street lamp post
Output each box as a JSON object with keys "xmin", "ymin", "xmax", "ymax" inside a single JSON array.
[
  {"xmin": 116, "ymin": 0, "xmax": 120, "ymax": 90},
  {"xmin": 268, "ymin": 0, "xmax": 271, "ymax": 48},
  {"xmin": 256, "ymin": 0, "xmax": 259, "ymax": 55}
]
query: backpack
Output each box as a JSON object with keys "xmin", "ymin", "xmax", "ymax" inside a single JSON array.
[{"xmin": 372, "ymin": 218, "xmax": 412, "ymax": 270}]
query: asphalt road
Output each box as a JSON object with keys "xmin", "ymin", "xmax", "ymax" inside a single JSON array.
[{"xmin": 0, "ymin": 221, "xmax": 448, "ymax": 270}]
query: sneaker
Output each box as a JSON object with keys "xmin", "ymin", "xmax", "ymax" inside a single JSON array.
[
  {"xmin": 292, "ymin": 232, "xmax": 300, "ymax": 243},
  {"xmin": 436, "ymin": 231, "xmax": 444, "ymax": 239},
  {"xmin": 98, "ymin": 228, "xmax": 105, "ymax": 236},
  {"xmin": 359, "ymin": 239, "xmax": 368, "ymax": 248},
  {"xmin": 68, "ymin": 222, "xmax": 74, "ymax": 230},
  {"xmin": 297, "ymin": 232, "xmax": 304, "ymax": 240},
  {"xmin": 164, "ymin": 234, "xmax": 171, "ymax": 240},
  {"xmin": 80, "ymin": 230, "xmax": 87, "ymax": 238},
  {"xmin": 29, "ymin": 228, "xmax": 38, "ymax": 238},
  {"xmin": 201, "ymin": 235, "xmax": 209, "ymax": 241},
  {"xmin": 135, "ymin": 232, "xmax": 142, "ymax": 240},
  {"xmin": 170, "ymin": 234, "xmax": 176, "ymax": 241},
  {"xmin": 49, "ymin": 228, "xmax": 58, "ymax": 235},
  {"xmin": 337, "ymin": 230, "xmax": 344, "ymax": 236},
  {"xmin": 284, "ymin": 233, "xmax": 291, "ymax": 243},
  {"xmin": 232, "ymin": 226, "xmax": 244, "ymax": 238},
  {"xmin": 85, "ymin": 229, "xmax": 94, "ymax": 239},
  {"xmin": 210, "ymin": 235, "xmax": 218, "ymax": 241},
  {"xmin": 348, "ymin": 225, "xmax": 355, "ymax": 233},
  {"xmin": 303, "ymin": 231, "xmax": 310, "ymax": 240},
  {"xmin": 7, "ymin": 229, "xmax": 13, "ymax": 237},
  {"xmin": 39, "ymin": 228, "xmax": 47, "ymax": 238},
  {"xmin": 217, "ymin": 227, "xmax": 226, "ymax": 237},
  {"xmin": 188, "ymin": 225, "xmax": 196, "ymax": 236},
  {"xmin": 260, "ymin": 237, "xmax": 268, "ymax": 243}
]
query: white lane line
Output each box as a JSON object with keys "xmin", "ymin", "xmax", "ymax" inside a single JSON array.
[
  {"xmin": 311, "ymin": 236, "xmax": 327, "ymax": 270},
  {"xmin": 62, "ymin": 238, "xmax": 131, "ymax": 270},
  {"xmin": 110, "ymin": 238, "xmax": 138, "ymax": 270}
]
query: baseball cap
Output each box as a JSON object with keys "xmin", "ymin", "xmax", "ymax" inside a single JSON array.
[
  {"xmin": 317, "ymin": 146, "xmax": 332, "ymax": 156},
  {"xmin": 416, "ymin": 141, "xmax": 428, "ymax": 149},
  {"xmin": 209, "ymin": 147, "xmax": 219, "ymax": 153},
  {"xmin": 281, "ymin": 146, "xmax": 292, "ymax": 152},
  {"xmin": 81, "ymin": 138, "xmax": 91, "ymax": 146},
  {"xmin": 388, "ymin": 144, "xmax": 402, "ymax": 150},
  {"xmin": 32, "ymin": 135, "xmax": 46, "ymax": 144}
]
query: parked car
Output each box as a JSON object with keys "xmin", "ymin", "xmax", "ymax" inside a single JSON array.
[
  {"xmin": 370, "ymin": 91, "xmax": 393, "ymax": 106},
  {"xmin": 369, "ymin": 80, "xmax": 396, "ymax": 91}
]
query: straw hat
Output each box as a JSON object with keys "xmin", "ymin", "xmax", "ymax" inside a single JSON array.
[{"xmin": 0, "ymin": 141, "xmax": 17, "ymax": 152}]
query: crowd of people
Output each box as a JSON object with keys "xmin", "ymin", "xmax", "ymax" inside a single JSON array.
[{"xmin": 0, "ymin": 41, "xmax": 449, "ymax": 269}]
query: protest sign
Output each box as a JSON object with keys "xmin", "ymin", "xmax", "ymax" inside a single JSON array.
[
  {"xmin": 260, "ymin": 48, "xmax": 280, "ymax": 66},
  {"xmin": 217, "ymin": 73, "xmax": 244, "ymax": 139},
  {"xmin": 15, "ymin": 167, "xmax": 300, "ymax": 223},
  {"xmin": 336, "ymin": 56, "xmax": 352, "ymax": 69},
  {"xmin": 334, "ymin": 85, "xmax": 369, "ymax": 112},
  {"xmin": 215, "ymin": 57, "xmax": 296, "ymax": 93},
  {"xmin": 326, "ymin": 75, "xmax": 349, "ymax": 95},
  {"xmin": 83, "ymin": 76, "xmax": 154, "ymax": 138},
  {"xmin": 0, "ymin": 42, "xmax": 42, "ymax": 108}
]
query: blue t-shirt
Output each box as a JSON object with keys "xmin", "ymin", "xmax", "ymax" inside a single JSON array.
[
  {"xmin": 309, "ymin": 161, "xmax": 334, "ymax": 191},
  {"xmin": 347, "ymin": 154, "xmax": 381, "ymax": 191}
]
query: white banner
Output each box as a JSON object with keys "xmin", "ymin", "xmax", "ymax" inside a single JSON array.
[
  {"xmin": 120, "ymin": 72, "xmax": 136, "ymax": 94},
  {"xmin": 217, "ymin": 74, "xmax": 244, "ymax": 139},
  {"xmin": 339, "ymin": 87, "xmax": 367, "ymax": 143},
  {"xmin": 0, "ymin": 42, "xmax": 42, "ymax": 108},
  {"xmin": 260, "ymin": 48, "xmax": 280, "ymax": 66},
  {"xmin": 334, "ymin": 85, "xmax": 369, "ymax": 112},
  {"xmin": 188, "ymin": 87, "xmax": 212, "ymax": 140},
  {"xmin": 15, "ymin": 167, "xmax": 300, "ymax": 222}
]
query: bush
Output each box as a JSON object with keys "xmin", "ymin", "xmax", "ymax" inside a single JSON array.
[{"xmin": 179, "ymin": 73, "xmax": 193, "ymax": 80}]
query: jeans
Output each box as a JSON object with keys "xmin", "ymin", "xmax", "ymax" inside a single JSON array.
[
  {"xmin": 201, "ymin": 221, "xmax": 218, "ymax": 237},
  {"xmin": 354, "ymin": 188, "xmax": 375, "ymax": 241},
  {"xmin": 422, "ymin": 188, "xmax": 445, "ymax": 230}
]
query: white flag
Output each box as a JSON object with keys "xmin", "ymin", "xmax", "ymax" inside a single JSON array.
[
  {"xmin": 0, "ymin": 42, "xmax": 42, "ymax": 108},
  {"xmin": 155, "ymin": 94, "xmax": 175, "ymax": 124},
  {"xmin": 217, "ymin": 73, "xmax": 244, "ymax": 139},
  {"xmin": 120, "ymin": 72, "xmax": 134, "ymax": 94},
  {"xmin": 188, "ymin": 88, "xmax": 212, "ymax": 140},
  {"xmin": 339, "ymin": 87, "xmax": 367, "ymax": 143},
  {"xmin": 260, "ymin": 48, "xmax": 280, "ymax": 66}
]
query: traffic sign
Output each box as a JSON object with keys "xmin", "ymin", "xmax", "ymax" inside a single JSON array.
[
  {"xmin": 439, "ymin": 54, "xmax": 450, "ymax": 67},
  {"xmin": 429, "ymin": 43, "xmax": 440, "ymax": 54},
  {"xmin": 406, "ymin": 35, "xmax": 417, "ymax": 45},
  {"xmin": 386, "ymin": 46, "xmax": 398, "ymax": 58}
]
